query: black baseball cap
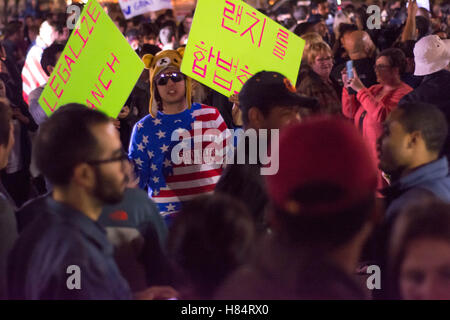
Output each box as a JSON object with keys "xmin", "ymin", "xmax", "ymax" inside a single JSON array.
[{"xmin": 238, "ymin": 71, "xmax": 318, "ymax": 116}]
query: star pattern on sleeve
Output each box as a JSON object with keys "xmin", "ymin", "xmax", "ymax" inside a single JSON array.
[
  {"xmin": 137, "ymin": 122, "xmax": 144, "ymax": 130},
  {"xmin": 163, "ymin": 158, "xmax": 172, "ymax": 168},
  {"xmin": 142, "ymin": 135, "xmax": 149, "ymax": 144},
  {"xmin": 152, "ymin": 176, "xmax": 159, "ymax": 183},
  {"xmin": 147, "ymin": 150, "xmax": 154, "ymax": 159},
  {"xmin": 160, "ymin": 144, "xmax": 169, "ymax": 153},
  {"xmin": 137, "ymin": 143, "xmax": 145, "ymax": 152},
  {"xmin": 151, "ymin": 163, "xmax": 157, "ymax": 171},
  {"xmin": 156, "ymin": 130, "xmax": 166, "ymax": 139},
  {"xmin": 152, "ymin": 118, "xmax": 162, "ymax": 125},
  {"xmin": 135, "ymin": 158, "xmax": 144, "ymax": 167}
]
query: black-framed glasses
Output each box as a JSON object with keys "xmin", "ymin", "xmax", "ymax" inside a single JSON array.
[
  {"xmin": 86, "ymin": 150, "xmax": 129, "ymax": 166},
  {"xmin": 156, "ymin": 72, "xmax": 184, "ymax": 86}
]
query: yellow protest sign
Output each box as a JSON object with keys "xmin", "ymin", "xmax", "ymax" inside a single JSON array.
[
  {"xmin": 39, "ymin": 0, "xmax": 144, "ymax": 118},
  {"xmin": 181, "ymin": 0, "xmax": 305, "ymax": 97}
]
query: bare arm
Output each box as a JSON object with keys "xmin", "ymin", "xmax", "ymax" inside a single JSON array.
[{"xmin": 401, "ymin": 0, "xmax": 418, "ymax": 42}]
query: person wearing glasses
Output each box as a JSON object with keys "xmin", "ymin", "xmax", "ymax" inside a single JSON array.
[
  {"xmin": 129, "ymin": 49, "xmax": 228, "ymax": 224},
  {"xmin": 297, "ymin": 41, "xmax": 341, "ymax": 116},
  {"xmin": 8, "ymin": 104, "xmax": 177, "ymax": 300},
  {"xmin": 341, "ymin": 48, "xmax": 413, "ymax": 193}
]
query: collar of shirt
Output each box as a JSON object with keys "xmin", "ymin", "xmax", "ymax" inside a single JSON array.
[{"xmin": 45, "ymin": 197, "xmax": 114, "ymax": 256}]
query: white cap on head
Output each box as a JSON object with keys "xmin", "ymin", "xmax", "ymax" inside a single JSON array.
[{"xmin": 414, "ymin": 35, "xmax": 450, "ymax": 76}]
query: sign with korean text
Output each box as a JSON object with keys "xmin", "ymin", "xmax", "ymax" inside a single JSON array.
[
  {"xmin": 181, "ymin": 0, "xmax": 305, "ymax": 97},
  {"xmin": 118, "ymin": 0, "xmax": 173, "ymax": 20},
  {"xmin": 39, "ymin": 0, "xmax": 144, "ymax": 118}
]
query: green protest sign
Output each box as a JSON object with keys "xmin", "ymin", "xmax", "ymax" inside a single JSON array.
[
  {"xmin": 39, "ymin": 0, "xmax": 144, "ymax": 118},
  {"xmin": 180, "ymin": 0, "xmax": 305, "ymax": 97}
]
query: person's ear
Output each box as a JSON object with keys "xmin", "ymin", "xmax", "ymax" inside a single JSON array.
[
  {"xmin": 407, "ymin": 130, "xmax": 422, "ymax": 149},
  {"xmin": 72, "ymin": 163, "xmax": 96, "ymax": 189},
  {"xmin": 248, "ymin": 107, "xmax": 264, "ymax": 129}
]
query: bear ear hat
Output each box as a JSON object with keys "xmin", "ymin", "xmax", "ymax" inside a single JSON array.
[
  {"xmin": 142, "ymin": 54, "xmax": 154, "ymax": 69},
  {"xmin": 142, "ymin": 53, "xmax": 159, "ymax": 117},
  {"xmin": 176, "ymin": 47, "xmax": 185, "ymax": 57}
]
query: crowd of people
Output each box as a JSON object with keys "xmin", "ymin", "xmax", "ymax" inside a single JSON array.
[{"xmin": 0, "ymin": 0, "xmax": 449, "ymax": 300}]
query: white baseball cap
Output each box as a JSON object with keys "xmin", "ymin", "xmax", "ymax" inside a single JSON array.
[{"xmin": 414, "ymin": 35, "xmax": 450, "ymax": 76}]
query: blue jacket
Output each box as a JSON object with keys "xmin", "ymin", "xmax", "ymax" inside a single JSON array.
[
  {"xmin": 384, "ymin": 157, "xmax": 450, "ymax": 219},
  {"xmin": 16, "ymin": 188, "xmax": 172, "ymax": 291},
  {"xmin": 8, "ymin": 199, "xmax": 132, "ymax": 299},
  {"xmin": 374, "ymin": 157, "xmax": 450, "ymax": 299}
]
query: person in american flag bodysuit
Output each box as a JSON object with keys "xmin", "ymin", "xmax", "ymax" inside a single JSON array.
[
  {"xmin": 21, "ymin": 20, "xmax": 58, "ymax": 104},
  {"xmin": 129, "ymin": 48, "xmax": 228, "ymax": 224}
]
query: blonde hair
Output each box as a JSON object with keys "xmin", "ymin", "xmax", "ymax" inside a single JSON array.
[
  {"xmin": 306, "ymin": 42, "xmax": 332, "ymax": 65},
  {"xmin": 302, "ymin": 32, "xmax": 323, "ymax": 49}
]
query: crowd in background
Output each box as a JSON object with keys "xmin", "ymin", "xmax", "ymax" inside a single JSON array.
[{"xmin": 0, "ymin": 0, "xmax": 449, "ymax": 300}]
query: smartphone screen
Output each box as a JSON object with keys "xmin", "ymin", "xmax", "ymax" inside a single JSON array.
[
  {"xmin": 406, "ymin": 0, "xmax": 430, "ymax": 11},
  {"xmin": 346, "ymin": 60, "xmax": 353, "ymax": 79}
]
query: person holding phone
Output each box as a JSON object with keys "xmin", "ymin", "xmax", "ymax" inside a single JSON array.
[{"xmin": 341, "ymin": 48, "xmax": 413, "ymax": 193}]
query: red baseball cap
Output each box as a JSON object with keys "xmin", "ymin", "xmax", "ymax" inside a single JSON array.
[{"xmin": 266, "ymin": 116, "xmax": 377, "ymax": 215}]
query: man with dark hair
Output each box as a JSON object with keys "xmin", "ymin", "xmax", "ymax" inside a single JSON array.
[
  {"xmin": 307, "ymin": 14, "xmax": 330, "ymax": 43},
  {"xmin": 28, "ymin": 42, "xmax": 65, "ymax": 126},
  {"xmin": 8, "ymin": 104, "xmax": 133, "ymax": 299},
  {"xmin": 159, "ymin": 23, "xmax": 177, "ymax": 50},
  {"xmin": 126, "ymin": 28, "xmax": 141, "ymax": 52},
  {"xmin": 311, "ymin": 0, "xmax": 330, "ymax": 19},
  {"xmin": 375, "ymin": 102, "xmax": 450, "ymax": 299},
  {"xmin": 16, "ymin": 103, "xmax": 174, "ymax": 293},
  {"xmin": 216, "ymin": 117, "xmax": 378, "ymax": 299},
  {"xmin": 2, "ymin": 21, "xmax": 23, "ymax": 64},
  {"xmin": 237, "ymin": 71, "xmax": 317, "ymax": 130},
  {"xmin": 378, "ymin": 102, "xmax": 450, "ymax": 219},
  {"xmin": 140, "ymin": 23, "xmax": 158, "ymax": 45},
  {"xmin": 0, "ymin": 98, "xmax": 18, "ymax": 299},
  {"xmin": 215, "ymin": 71, "xmax": 317, "ymax": 231}
]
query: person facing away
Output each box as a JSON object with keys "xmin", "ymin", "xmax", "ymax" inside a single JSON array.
[
  {"xmin": 168, "ymin": 193, "xmax": 256, "ymax": 299},
  {"xmin": 216, "ymin": 117, "xmax": 378, "ymax": 299}
]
